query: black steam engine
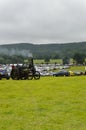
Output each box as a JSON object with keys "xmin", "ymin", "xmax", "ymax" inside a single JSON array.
[{"xmin": 11, "ymin": 57, "xmax": 40, "ymax": 80}]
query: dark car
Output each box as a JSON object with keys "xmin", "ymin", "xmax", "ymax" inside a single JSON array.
[
  {"xmin": 0, "ymin": 68, "xmax": 10, "ymax": 80},
  {"xmin": 53, "ymin": 70, "xmax": 70, "ymax": 77}
]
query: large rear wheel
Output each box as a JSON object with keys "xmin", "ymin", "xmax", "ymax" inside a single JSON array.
[{"xmin": 34, "ymin": 71, "xmax": 40, "ymax": 80}]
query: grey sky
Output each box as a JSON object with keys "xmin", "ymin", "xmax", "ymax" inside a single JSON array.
[{"xmin": 0, "ymin": 0, "xmax": 86, "ymax": 44}]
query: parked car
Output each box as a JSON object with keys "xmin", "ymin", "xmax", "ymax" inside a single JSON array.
[
  {"xmin": 0, "ymin": 68, "xmax": 10, "ymax": 80},
  {"xmin": 73, "ymin": 71, "xmax": 84, "ymax": 76},
  {"xmin": 53, "ymin": 70, "xmax": 70, "ymax": 77},
  {"xmin": 69, "ymin": 70, "xmax": 75, "ymax": 76}
]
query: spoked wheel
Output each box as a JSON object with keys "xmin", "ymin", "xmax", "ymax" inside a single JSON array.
[
  {"xmin": 34, "ymin": 71, "xmax": 40, "ymax": 80},
  {"xmin": 11, "ymin": 68, "xmax": 19, "ymax": 80},
  {"xmin": 28, "ymin": 71, "xmax": 33, "ymax": 80}
]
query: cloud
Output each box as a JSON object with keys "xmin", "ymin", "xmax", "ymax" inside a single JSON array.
[{"xmin": 0, "ymin": 0, "xmax": 86, "ymax": 44}]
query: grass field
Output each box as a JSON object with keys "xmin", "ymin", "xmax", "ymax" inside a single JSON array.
[
  {"xmin": 34, "ymin": 59, "xmax": 62, "ymax": 64},
  {"xmin": 0, "ymin": 76, "xmax": 86, "ymax": 130}
]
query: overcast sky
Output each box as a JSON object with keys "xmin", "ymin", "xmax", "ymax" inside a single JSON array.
[{"xmin": 0, "ymin": 0, "xmax": 86, "ymax": 44}]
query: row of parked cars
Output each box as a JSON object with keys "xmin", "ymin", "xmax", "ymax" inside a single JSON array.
[
  {"xmin": 0, "ymin": 65, "xmax": 11, "ymax": 80},
  {"xmin": 0, "ymin": 64, "xmax": 85, "ymax": 79},
  {"xmin": 53, "ymin": 70, "xmax": 84, "ymax": 77}
]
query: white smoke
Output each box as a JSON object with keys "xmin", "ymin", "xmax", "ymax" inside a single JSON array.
[{"xmin": 0, "ymin": 48, "xmax": 33, "ymax": 57}]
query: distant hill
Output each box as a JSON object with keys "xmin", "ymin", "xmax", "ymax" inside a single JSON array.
[{"xmin": 0, "ymin": 42, "xmax": 86, "ymax": 59}]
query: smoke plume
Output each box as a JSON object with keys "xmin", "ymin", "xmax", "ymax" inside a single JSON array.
[{"xmin": 0, "ymin": 48, "xmax": 33, "ymax": 57}]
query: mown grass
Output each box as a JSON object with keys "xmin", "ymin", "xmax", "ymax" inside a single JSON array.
[
  {"xmin": 70, "ymin": 66, "xmax": 85, "ymax": 71},
  {"xmin": 34, "ymin": 59, "xmax": 62, "ymax": 64},
  {"xmin": 0, "ymin": 76, "xmax": 86, "ymax": 130}
]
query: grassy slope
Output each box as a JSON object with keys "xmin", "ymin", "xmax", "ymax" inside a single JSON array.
[{"xmin": 0, "ymin": 77, "xmax": 86, "ymax": 130}]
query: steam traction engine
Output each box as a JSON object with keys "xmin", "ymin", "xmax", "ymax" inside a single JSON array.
[{"xmin": 11, "ymin": 57, "xmax": 40, "ymax": 80}]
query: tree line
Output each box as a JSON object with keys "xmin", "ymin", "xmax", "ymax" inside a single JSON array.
[
  {"xmin": 0, "ymin": 52, "xmax": 86, "ymax": 65},
  {"xmin": 0, "ymin": 42, "xmax": 86, "ymax": 64}
]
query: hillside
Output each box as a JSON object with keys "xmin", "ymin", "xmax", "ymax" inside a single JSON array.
[{"xmin": 0, "ymin": 42, "xmax": 86, "ymax": 59}]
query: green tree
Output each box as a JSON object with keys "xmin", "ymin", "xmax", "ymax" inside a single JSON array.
[
  {"xmin": 0, "ymin": 57, "xmax": 5, "ymax": 64},
  {"xmin": 62, "ymin": 56, "xmax": 70, "ymax": 65},
  {"xmin": 73, "ymin": 53, "xmax": 85, "ymax": 64},
  {"xmin": 44, "ymin": 57, "xmax": 50, "ymax": 63}
]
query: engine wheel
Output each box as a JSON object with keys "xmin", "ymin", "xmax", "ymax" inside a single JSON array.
[
  {"xmin": 28, "ymin": 71, "xmax": 33, "ymax": 80},
  {"xmin": 34, "ymin": 71, "xmax": 40, "ymax": 80},
  {"xmin": 11, "ymin": 68, "xmax": 19, "ymax": 80}
]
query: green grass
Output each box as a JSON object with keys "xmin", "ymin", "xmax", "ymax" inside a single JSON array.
[
  {"xmin": 34, "ymin": 59, "xmax": 45, "ymax": 64},
  {"xmin": 70, "ymin": 66, "xmax": 85, "ymax": 71},
  {"xmin": 34, "ymin": 59, "xmax": 63, "ymax": 64},
  {"xmin": 0, "ymin": 77, "xmax": 86, "ymax": 130}
]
